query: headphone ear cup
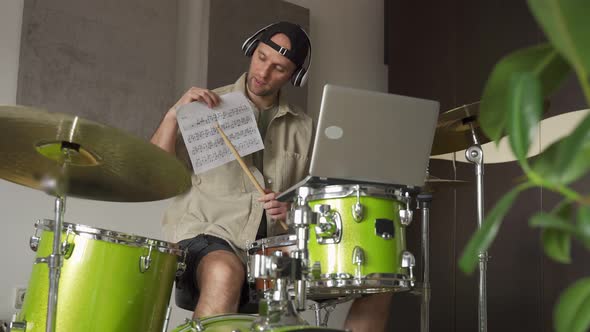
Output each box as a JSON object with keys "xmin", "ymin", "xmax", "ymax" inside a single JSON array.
[
  {"xmin": 243, "ymin": 39, "xmax": 259, "ymax": 57},
  {"xmin": 291, "ymin": 67, "xmax": 307, "ymax": 87}
]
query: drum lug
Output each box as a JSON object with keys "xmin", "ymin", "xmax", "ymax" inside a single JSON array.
[
  {"xmin": 176, "ymin": 249, "xmax": 188, "ymax": 277},
  {"xmin": 310, "ymin": 261, "xmax": 322, "ymax": 279},
  {"xmin": 139, "ymin": 244, "xmax": 153, "ymax": 273},
  {"xmin": 401, "ymin": 251, "xmax": 416, "ymax": 287},
  {"xmin": 352, "ymin": 202, "xmax": 364, "ymax": 222},
  {"xmin": 352, "ymin": 246, "xmax": 365, "ymax": 280},
  {"xmin": 8, "ymin": 320, "xmax": 27, "ymax": 331},
  {"xmin": 29, "ymin": 221, "xmax": 41, "ymax": 252},
  {"xmin": 352, "ymin": 185, "xmax": 364, "ymax": 222},
  {"xmin": 177, "ymin": 318, "xmax": 205, "ymax": 332},
  {"xmin": 61, "ymin": 225, "xmax": 75, "ymax": 259},
  {"xmin": 399, "ymin": 192, "xmax": 413, "ymax": 226},
  {"xmin": 313, "ymin": 204, "xmax": 342, "ymax": 244}
]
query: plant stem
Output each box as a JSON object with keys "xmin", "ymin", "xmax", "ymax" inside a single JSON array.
[{"xmin": 526, "ymin": 169, "xmax": 584, "ymax": 203}]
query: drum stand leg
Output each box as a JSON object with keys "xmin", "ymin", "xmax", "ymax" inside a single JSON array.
[
  {"xmin": 252, "ymin": 186, "xmax": 313, "ymax": 330},
  {"xmin": 45, "ymin": 195, "xmax": 66, "ymax": 332},
  {"xmin": 465, "ymin": 143, "xmax": 488, "ymax": 332},
  {"xmin": 162, "ymin": 305, "xmax": 172, "ymax": 332},
  {"xmin": 311, "ymin": 302, "xmax": 335, "ymax": 327},
  {"xmin": 418, "ymin": 192, "xmax": 432, "ymax": 332}
]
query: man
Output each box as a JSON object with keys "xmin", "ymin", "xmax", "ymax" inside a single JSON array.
[
  {"xmin": 150, "ymin": 21, "xmax": 313, "ymax": 318},
  {"xmin": 345, "ymin": 292, "xmax": 393, "ymax": 331}
]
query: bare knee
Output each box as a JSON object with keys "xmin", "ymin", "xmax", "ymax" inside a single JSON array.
[
  {"xmin": 197, "ymin": 250, "xmax": 245, "ymax": 286},
  {"xmin": 193, "ymin": 250, "xmax": 245, "ymax": 317}
]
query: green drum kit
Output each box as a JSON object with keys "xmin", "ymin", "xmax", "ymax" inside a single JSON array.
[{"xmin": 2, "ymin": 102, "xmax": 484, "ymax": 332}]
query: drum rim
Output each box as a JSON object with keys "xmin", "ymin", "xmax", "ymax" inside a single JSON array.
[
  {"xmin": 247, "ymin": 234, "xmax": 298, "ymax": 251},
  {"xmin": 36, "ymin": 219, "xmax": 183, "ymax": 255},
  {"xmin": 305, "ymin": 184, "xmax": 407, "ymax": 201},
  {"xmin": 307, "ymin": 274, "xmax": 411, "ymax": 295},
  {"xmin": 200, "ymin": 313, "xmax": 258, "ymax": 325}
]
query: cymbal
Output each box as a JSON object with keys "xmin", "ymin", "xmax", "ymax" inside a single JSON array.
[
  {"xmin": 430, "ymin": 102, "xmax": 486, "ymax": 155},
  {"xmin": 422, "ymin": 174, "xmax": 468, "ymax": 192},
  {"xmin": 0, "ymin": 105, "xmax": 191, "ymax": 202}
]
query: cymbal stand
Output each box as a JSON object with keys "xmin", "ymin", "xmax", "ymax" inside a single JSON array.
[
  {"xmin": 34, "ymin": 194, "xmax": 66, "ymax": 332},
  {"xmin": 39, "ymin": 149, "xmax": 74, "ymax": 332},
  {"xmin": 465, "ymin": 126, "xmax": 487, "ymax": 332},
  {"xmin": 417, "ymin": 191, "xmax": 433, "ymax": 332}
]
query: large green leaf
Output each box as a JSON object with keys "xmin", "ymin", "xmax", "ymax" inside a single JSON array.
[
  {"xmin": 532, "ymin": 137, "xmax": 590, "ymax": 185},
  {"xmin": 577, "ymin": 206, "xmax": 590, "ymax": 250},
  {"xmin": 541, "ymin": 229, "xmax": 571, "ymax": 263},
  {"xmin": 554, "ymin": 112, "xmax": 590, "ymax": 173},
  {"xmin": 531, "ymin": 211, "xmax": 575, "ymax": 263},
  {"xmin": 459, "ymin": 186, "xmax": 525, "ymax": 274},
  {"xmin": 480, "ymin": 44, "xmax": 570, "ymax": 141},
  {"xmin": 527, "ymin": 0, "xmax": 590, "ymax": 88},
  {"xmin": 506, "ymin": 72, "xmax": 543, "ymax": 165},
  {"xmin": 554, "ymin": 277, "xmax": 590, "ymax": 332}
]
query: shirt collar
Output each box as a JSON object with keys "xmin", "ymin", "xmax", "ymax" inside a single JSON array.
[{"xmin": 233, "ymin": 73, "xmax": 299, "ymax": 118}]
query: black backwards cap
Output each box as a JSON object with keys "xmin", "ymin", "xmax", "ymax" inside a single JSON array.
[{"xmin": 259, "ymin": 22, "xmax": 310, "ymax": 68}]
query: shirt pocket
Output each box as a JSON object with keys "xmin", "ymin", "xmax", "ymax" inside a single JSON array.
[
  {"xmin": 280, "ymin": 150, "xmax": 309, "ymax": 190},
  {"xmin": 197, "ymin": 161, "xmax": 247, "ymax": 194}
]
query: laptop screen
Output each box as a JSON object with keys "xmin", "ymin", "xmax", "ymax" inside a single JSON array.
[{"xmin": 309, "ymin": 84, "xmax": 439, "ymax": 187}]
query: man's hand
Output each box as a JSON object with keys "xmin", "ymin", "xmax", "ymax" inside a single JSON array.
[
  {"xmin": 258, "ymin": 190, "xmax": 290, "ymax": 222},
  {"xmin": 173, "ymin": 87, "xmax": 221, "ymax": 112}
]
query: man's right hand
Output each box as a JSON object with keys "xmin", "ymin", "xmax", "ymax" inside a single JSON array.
[
  {"xmin": 150, "ymin": 87, "xmax": 221, "ymax": 153},
  {"xmin": 172, "ymin": 87, "xmax": 222, "ymax": 112}
]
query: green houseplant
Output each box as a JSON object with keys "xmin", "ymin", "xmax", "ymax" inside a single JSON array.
[{"xmin": 458, "ymin": 1, "xmax": 590, "ymax": 331}]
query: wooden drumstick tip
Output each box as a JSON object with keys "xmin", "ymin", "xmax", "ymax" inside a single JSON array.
[{"xmin": 279, "ymin": 219, "xmax": 289, "ymax": 231}]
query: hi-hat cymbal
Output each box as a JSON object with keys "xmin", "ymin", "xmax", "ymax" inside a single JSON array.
[
  {"xmin": 430, "ymin": 102, "xmax": 486, "ymax": 156},
  {"xmin": 422, "ymin": 174, "xmax": 468, "ymax": 192},
  {"xmin": 0, "ymin": 105, "xmax": 191, "ymax": 202}
]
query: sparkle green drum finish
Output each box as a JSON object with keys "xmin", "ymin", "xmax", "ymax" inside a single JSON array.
[
  {"xmin": 306, "ymin": 185, "xmax": 412, "ymax": 296},
  {"xmin": 171, "ymin": 314, "xmax": 346, "ymax": 332},
  {"xmin": 16, "ymin": 220, "xmax": 182, "ymax": 332}
]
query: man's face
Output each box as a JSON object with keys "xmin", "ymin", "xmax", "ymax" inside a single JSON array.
[{"xmin": 246, "ymin": 33, "xmax": 297, "ymax": 98}]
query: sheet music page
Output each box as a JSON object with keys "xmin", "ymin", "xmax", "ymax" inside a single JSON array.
[{"xmin": 176, "ymin": 92, "xmax": 264, "ymax": 174}]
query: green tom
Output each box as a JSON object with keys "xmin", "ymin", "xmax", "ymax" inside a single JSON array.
[
  {"xmin": 306, "ymin": 184, "xmax": 415, "ymax": 299},
  {"xmin": 11, "ymin": 219, "xmax": 183, "ymax": 332}
]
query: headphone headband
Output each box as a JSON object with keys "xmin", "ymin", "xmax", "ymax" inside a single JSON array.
[{"xmin": 242, "ymin": 22, "xmax": 312, "ymax": 87}]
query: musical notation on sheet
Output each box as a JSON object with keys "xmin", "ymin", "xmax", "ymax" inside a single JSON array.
[{"xmin": 176, "ymin": 92, "xmax": 264, "ymax": 174}]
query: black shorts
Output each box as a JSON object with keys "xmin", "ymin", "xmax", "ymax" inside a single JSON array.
[{"xmin": 174, "ymin": 234, "xmax": 253, "ymax": 311}]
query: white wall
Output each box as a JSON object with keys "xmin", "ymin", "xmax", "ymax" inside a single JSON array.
[
  {"xmin": 285, "ymin": 0, "xmax": 388, "ymax": 121},
  {"xmin": 0, "ymin": 0, "xmax": 386, "ymax": 329}
]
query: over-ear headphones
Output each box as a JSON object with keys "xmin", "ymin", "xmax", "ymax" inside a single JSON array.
[{"xmin": 242, "ymin": 22, "xmax": 312, "ymax": 87}]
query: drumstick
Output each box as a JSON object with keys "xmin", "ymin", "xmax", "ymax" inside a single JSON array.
[{"xmin": 214, "ymin": 122, "xmax": 289, "ymax": 231}]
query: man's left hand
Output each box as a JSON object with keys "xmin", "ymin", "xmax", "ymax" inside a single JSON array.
[{"xmin": 258, "ymin": 190, "xmax": 290, "ymax": 221}]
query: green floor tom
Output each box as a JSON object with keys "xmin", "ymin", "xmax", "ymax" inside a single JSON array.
[{"xmin": 11, "ymin": 219, "xmax": 183, "ymax": 332}]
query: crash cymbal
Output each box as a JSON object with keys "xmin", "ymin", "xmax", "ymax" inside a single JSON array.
[
  {"xmin": 0, "ymin": 105, "xmax": 191, "ymax": 202},
  {"xmin": 422, "ymin": 174, "xmax": 468, "ymax": 192},
  {"xmin": 431, "ymin": 100, "xmax": 551, "ymax": 156},
  {"xmin": 430, "ymin": 102, "xmax": 486, "ymax": 156},
  {"xmin": 431, "ymin": 108, "xmax": 590, "ymax": 164}
]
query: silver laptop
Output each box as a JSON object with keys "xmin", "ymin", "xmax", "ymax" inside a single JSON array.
[{"xmin": 277, "ymin": 84, "xmax": 439, "ymax": 200}]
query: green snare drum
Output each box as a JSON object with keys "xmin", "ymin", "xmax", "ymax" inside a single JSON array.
[
  {"xmin": 171, "ymin": 314, "xmax": 346, "ymax": 331},
  {"xmin": 12, "ymin": 219, "xmax": 183, "ymax": 332},
  {"xmin": 306, "ymin": 184, "xmax": 416, "ymax": 298}
]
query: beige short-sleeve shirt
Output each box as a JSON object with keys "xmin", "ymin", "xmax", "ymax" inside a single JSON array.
[{"xmin": 161, "ymin": 73, "xmax": 313, "ymax": 259}]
